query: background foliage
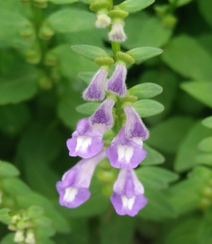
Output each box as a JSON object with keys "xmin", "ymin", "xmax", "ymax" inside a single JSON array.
[{"xmin": 0, "ymin": 0, "xmax": 212, "ymax": 243}]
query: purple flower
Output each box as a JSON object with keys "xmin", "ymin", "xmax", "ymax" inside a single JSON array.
[
  {"xmin": 56, "ymin": 150, "xmax": 106, "ymax": 208},
  {"xmin": 67, "ymin": 99, "xmax": 115, "ymax": 159},
  {"xmin": 106, "ymin": 127, "xmax": 147, "ymax": 169},
  {"xmin": 108, "ymin": 23, "xmax": 127, "ymax": 42},
  {"xmin": 105, "ymin": 64, "xmax": 127, "ymax": 97},
  {"xmin": 83, "ymin": 69, "xmax": 108, "ymax": 101},
  {"xmin": 66, "ymin": 118, "xmax": 104, "ymax": 159},
  {"xmin": 110, "ymin": 169, "xmax": 147, "ymax": 216},
  {"xmin": 124, "ymin": 106, "xmax": 149, "ymax": 142},
  {"xmin": 89, "ymin": 98, "xmax": 115, "ymax": 132}
]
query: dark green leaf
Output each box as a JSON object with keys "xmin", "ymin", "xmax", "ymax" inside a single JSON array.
[
  {"xmin": 162, "ymin": 35, "xmax": 212, "ymax": 80},
  {"xmin": 27, "ymin": 206, "xmax": 44, "ymax": 219},
  {"xmin": 198, "ymin": 137, "xmax": 212, "ymax": 152},
  {"xmin": 127, "ymin": 47, "xmax": 163, "ymax": 63},
  {"xmin": 128, "ymin": 83, "xmax": 163, "ymax": 99},
  {"xmin": 78, "ymin": 72, "xmax": 95, "ymax": 84},
  {"xmin": 195, "ymin": 153, "xmax": 212, "ymax": 166},
  {"xmin": 202, "ymin": 116, "xmax": 212, "ymax": 129},
  {"xmin": 49, "ymin": 0, "xmax": 78, "ymax": 4},
  {"xmin": 71, "ymin": 45, "xmax": 108, "ymax": 60},
  {"xmin": 168, "ymin": 0, "xmax": 193, "ymax": 7},
  {"xmin": 142, "ymin": 144, "xmax": 165, "ymax": 165},
  {"xmin": 2, "ymin": 178, "xmax": 31, "ymax": 195},
  {"xmin": 119, "ymin": 0, "xmax": 154, "ymax": 13},
  {"xmin": 197, "ymin": 0, "xmax": 212, "ymax": 28},
  {"xmin": 1, "ymin": 233, "xmax": 15, "ymax": 244},
  {"xmin": 0, "ymin": 208, "xmax": 11, "ymax": 224},
  {"xmin": 133, "ymin": 99, "xmax": 164, "ymax": 118}
]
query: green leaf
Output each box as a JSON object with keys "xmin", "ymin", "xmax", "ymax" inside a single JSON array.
[
  {"xmin": 136, "ymin": 166, "xmax": 178, "ymax": 190},
  {"xmin": 197, "ymin": 0, "xmax": 212, "ymax": 28},
  {"xmin": 0, "ymin": 160, "xmax": 19, "ymax": 178},
  {"xmin": 57, "ymin": 86, "xmax": 84, "ymax": 129},
  {"xmin": 0, "ymin": 65, "xmax": 38, "ymax": 105},
  {"xmin": 76, "ymin": 102, "xmax": 100, "ymax": 115},
  {"xmin": 71, "ymin": 45, "xmax": 108, "ymax": 61},
  {"xmin": 124, "ymin": 12, "xmax": 172, "ymax": 49},
  {"xmin": 142, "ymin": 144, "xmax": 165, "ymax": 165},
  {"xmin": 49, "ymin": 0, "xmax": 78, "ymax": 4},
  {"xmin": 163, "ymin": 216, "xmax": 200, "ymax": 244},
  {"xmin": 54, "ymin": 44, "xmax": 97, "ymax": 80},
  {"xmin": 119, "ymin": 0, "xmax": 154, "ymax": 13},
  {"xmin": 1, "ymin": 233, "xmax": 15, "ymax": 244},
  {"xmin": 27, "ymin": 206, "xmax": 44, "ymax": 219},
  {"xmin": 202, "ymin": 116, "xmax": 212, "ymax": 129},
  {"xmin": 169, "ymin": 179, "xmax": 201, "ymax": 215},
  {"xmin": 181, "ymin": 81, "xmax": 212, "ymax": 108},
  {"xmin": 138, "ymin": 189, "xmax": 177, "ymax": 221},
  {"xmin": 2, "ymin": 178, "xmax": 31, "ymax": 195},
  {"xmin": 168, "ymin": 0, "xmax": 193, "ymax": 7},
  {"xmin": 48, "ymin": 9, "xmax": 95, "ymax": 33},
  {"xmin": 78, "ymin": 72, "xmax": 95, "ymax": 84},
  {"xmin": 195, "ymin": 153, "xmax": 212, "ymax": 166},
  {"xmin": 198, "ymin": 210, "xmax": 212, "ymax": 244},
  {"xmin": 133, "ymin": 99, "xmax": 164, "ymax": 118},
  {"xmin": 0, "ymin": 208, "xmax": 11, "ymax": 224},
  {"xmin": 147, "ymin": 116, "xmax": 195, "ymax": 153},
  {"xmin": 174, "ymin": 122, "xmax": 212, "ymax": 172},
  {"xmin": 126, "ymin": 47, "xmax": 163, "ymax": 63},
  {"xmin": 100, "ymin": 215, "xmax": 135, "ymax": 244},
  {"xmin": 128, "ymin": 83, "xmax": 163, "ymax": 99},
  {"xmin": 162, "ymin": 35, "xmax": 212, "ymax": 80},
  {"xmin": 198, "ymin": 137, "xmax": 212, "ymax": 152}
]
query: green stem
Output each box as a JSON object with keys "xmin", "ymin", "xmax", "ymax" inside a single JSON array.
[{"xmin": 111, "ymin": 41, "xmax": 121, "ymax": 60}]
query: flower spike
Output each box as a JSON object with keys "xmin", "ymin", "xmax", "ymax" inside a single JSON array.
[
  {"xmin": 56, "ymin": 150, "xmax": 106, "ymax": 208},
  {"xmin": 106, "ymin": 127, "xmax": 147, "ymax": 169},
  {"xmin": 105, "ymin": 63, "xmax": 127, "ymax": 97},
  {"xmin": 110, "ymin": 169, "xmax": 147, "ymax": 216},
  {"xmin": 83, "ymin": 69, "xmax": 108, "ymax": 101}
]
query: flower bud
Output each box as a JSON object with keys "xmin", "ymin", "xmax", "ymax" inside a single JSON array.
[
  {"xmin": 108, "ymin": 23, "xmax": 126, "ymax": 43},
  {"xmin": 24, "ymin": 50, "xmax": 41, "ymax": 65},
  {"xmin": 14, "ymin": 230, "xmax": 25, "ymax": 243},
  {"xmin": 39, "ymin": 25, "xmax": 54, "ymax": 40},
  {"xmin": 32, "ymin": 0, "xmax": 47, "ymax": 8},
  {"xmin": 20, "ymin": 26, "xmax": 35, "ymax": 39},
  {"xmin": 96, "ymin": 13, "xmax": 111, "ymax": 28},
  {"xmin": 25, "ymin": 231, "xmax": 36, "ymax": 244}
]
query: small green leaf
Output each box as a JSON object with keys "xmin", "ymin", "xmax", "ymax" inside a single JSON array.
[
  {"xmin": 1, "ymin": 233, "xmax": 15, "ymax": 244},
  {"xmin": 48, "ymin": 9, "xmax": 95, "ymax": 33},
  {"xmin": 119, "ymin": 0, "xmax": 154, "ymax": 13},
  {"xmin": 142, "ymin": 144, "xmax": 165, "ymax": 165},
  {"xmin": 202, "ymin": 116, "xmax": 212, "ymax": 129},
  {"xmin": 198, "ymin": 210, "xmax": 212, "ymax": 244},
  {"xmin": 27, "ymin": 206, "xmax": 45, "ymax": 219},
  {"xmin": 0, "ymin": 208, "xmax": 11, "ymax": 225},
  {"xmin": 76, "ymin": 102, "xmax": 100, "ymax": 115},
  {"xmin": 197, "ymin": 0, "xmax": 212, "ymax": 28},
  {"xmin": 126, "ymin": 47, "xmax": 163, "ymax": 63},
  {"xmin": 128, "ymin": 83, "xmax": 163, "ymax": 99},
  {"xmin": 49, "ymin": 0, "xmax": 78, "ymax": 4},
  {"xmin": 181, "ymin": 81, "xmax": 212, "ymax": 108},
  {"xmin": 71, "ymin": 45, "xmax": 108, "ymax": 61},
  {"xmin": 0, "ymin": 160, "xmax": 19, "ymax": 178},
  {"xmin": 2, "ymin": 178, "xmax": 31, "ymax": 195},
  {"xmin": 78, "ymin": 72, "xmax": 95, "ymax": 84},
  {"xmin": 198, "ymin": 137, "xmax": 212, "ymax": 152},
  {"xmin": 133, "ymin": 99, "xmax": 164, "ymax": 117},
  {"xmin": 136, "ymin": 166, "xmax": 178, "ymax": 190}
]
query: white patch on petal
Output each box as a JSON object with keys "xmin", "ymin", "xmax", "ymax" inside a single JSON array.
[
  {"xmin": 76, "ymin": 136, "xmax": 92, "ymax": 153},
  {"xmin": 117, "ymin": 145, "xmax": 134, "ymax": 163},
  {"xmin": 121, "ymin": 195, "xmax": 136, "ymax": 210},
  {"xmin": 64, "ymin": 187, "xmax": 78, "ymax": 202}
]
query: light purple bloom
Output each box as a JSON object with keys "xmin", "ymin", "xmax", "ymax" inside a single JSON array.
[
  {"xmin": 89, "ymin": 98, "xmax": 115, "ymax": 132},
  {"xmin": 111, "ymin": 169, "xmax": 147, "ymax": 216},
  {"xmin": 106, "ymin": 127, "xmax": 147, "ymax": 169},
  {"xmin": 56, "ymin": 150, "xmax": 106, "ymax": 208},
  {"xmin": 83, "ymin": 69, "xmax": 108, "ymax": 101},
  {"xmin": 108, "ymin": 23, "xmax": 127, "ymax": 42},
  {"xmin": 105, "ymin": 64, "xmax": 127, "ymax": 97},
  {"xmin": 124, "ymin": 106, "xmax": 149, "ymax": 142},
  {"xmin": 66, "ymin": 118, "xmax": 104, "ymax": 159}
]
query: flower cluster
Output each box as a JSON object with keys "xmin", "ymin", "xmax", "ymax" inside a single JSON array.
[{"xmin": 56, "ymin": 62, "xmax": 149, "ymax": 216}]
